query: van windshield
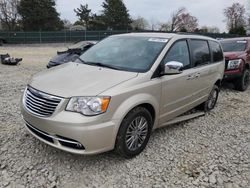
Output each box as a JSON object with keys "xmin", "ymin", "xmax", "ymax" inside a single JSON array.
[
  {"xmin": 78, "ymin": 36, "xmax": 168, "ymax": 72},
  {"xmin": 220, "ymin": 40, "xmax": 247, "ymax": 52}
]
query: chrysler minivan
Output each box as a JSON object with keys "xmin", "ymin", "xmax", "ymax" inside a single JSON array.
[{"xmin": 21, "ymin": 33, "xmax": 225, "ymax": 158}]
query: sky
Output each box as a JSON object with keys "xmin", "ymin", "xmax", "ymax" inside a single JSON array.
[{"xmin": 56, "ymin": 0, "xmax": 249, "ymax": 32}]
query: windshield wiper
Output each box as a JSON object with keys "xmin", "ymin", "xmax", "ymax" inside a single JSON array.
[
  {"xmin": 76, "ymin": 57, "xmax": 85, "ymax": 63},
  {"xmin": 83, "ymin": 61, "xmax": 122, "ymax": 70}
]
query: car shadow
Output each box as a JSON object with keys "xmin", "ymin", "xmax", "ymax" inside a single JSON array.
[
  {"xmin": 221, "ymin": 81, "xmax": 235, "ymax": 90},
  {"xmin": 221, "ymin": 81, "xmax": 250, "ymax": 91}
]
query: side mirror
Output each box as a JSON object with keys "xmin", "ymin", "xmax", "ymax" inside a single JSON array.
[{"xmin": 163, "ymin": 61, "xmax": 183, "ymax": 75}]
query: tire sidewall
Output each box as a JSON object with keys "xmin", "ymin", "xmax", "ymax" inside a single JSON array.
[
  {"xmin": 241, "ymin": 69, "xmax": 249, "ymax": 91},
  {"xmin": 116, "ymin": 107, "xmax": 153, "ymax": 157},
  {"xmin": 205, "ymin": 85, "xmax": 219, "ymax": 112}
]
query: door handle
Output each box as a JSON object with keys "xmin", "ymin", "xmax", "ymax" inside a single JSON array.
[
  {"xmin": 195, "ymin": 73, "xmax": 201, "ymax": 78},
  {"xmin": 187, "ymin": 75, "xmax": 194, "ymax": 80},
  {"xmin": 187, "ymin": 73, "xmax": 200, "ymax": 80}
]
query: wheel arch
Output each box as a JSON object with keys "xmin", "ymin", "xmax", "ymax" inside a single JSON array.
[
  {"xmin": 113, "ymin": 101, "xmax": 157, "ymax": 157},
  {"xmin": 112, "ymin": 93, "xmax": 159, "ymax": 133},
  {"xmin": 138, "ymin": 103, "xmax": 156, "ymax": 124},
  {"xmin": 214, "ymin": 79, "xmax": 222, "ymax": 88}
]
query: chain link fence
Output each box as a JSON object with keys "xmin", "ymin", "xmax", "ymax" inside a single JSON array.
[{"xmin": 0, "ymin": 30, "xmax": 240, "ymax": 44}]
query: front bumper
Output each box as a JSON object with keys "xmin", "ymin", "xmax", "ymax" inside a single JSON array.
[
  {"xmin": 21, "ymin": 103, "xmax": 119, "ymax": 155},
  {"xmin": 224, "ymin": 69, "xmax": 242, "ymax": 81}
]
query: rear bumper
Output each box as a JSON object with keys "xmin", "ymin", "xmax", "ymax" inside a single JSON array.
[{"xmin": 21, "ymin": 103, "xmax": 119, "ymax": 155}]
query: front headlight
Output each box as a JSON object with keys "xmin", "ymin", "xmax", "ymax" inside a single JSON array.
[
  {"xmin": 227, "ymin": 59, "xmax": 243, "ymax": 70},
  {"xmin": 66, "ymin": 96, "xmax": 111, "ymax": 116}
]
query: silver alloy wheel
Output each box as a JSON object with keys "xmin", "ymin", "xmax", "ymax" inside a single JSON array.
[
  {"xmin": 207, "ymin": 89, "xmax": 218, "ymax": 109},
  {"xmin": 125, "ymin": 116, "xmax": 148, "ymax": 151}
]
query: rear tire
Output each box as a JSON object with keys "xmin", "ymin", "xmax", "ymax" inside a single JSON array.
[
  {"xmin": 234, "ymin": 69, "xmax": 249, "ymax": 91},
  {"xmin": 198, "ymin": 85, "xmax": 219, "ymax": 112},
  {"xmin": 115, "ymin": 107, "xmax": 153, "ymax": 158}
]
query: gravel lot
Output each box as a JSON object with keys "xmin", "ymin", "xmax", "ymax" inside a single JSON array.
[{"xmin": 0, "ymin": 44, "xmax": 250, "ymax": 188}]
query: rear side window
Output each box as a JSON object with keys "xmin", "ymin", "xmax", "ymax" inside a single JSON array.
[
  {"xmin": 190, "ymin": 40, "xmax": 211, "ymax": 67},
  {"xmin": 209, "ymin": 41, "xmax": 223, "ymax": 62}
]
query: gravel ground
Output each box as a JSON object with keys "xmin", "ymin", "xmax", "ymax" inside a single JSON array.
[{"xmin": 0, "ymin": 44, "xmax": 250, "ymax": 188}]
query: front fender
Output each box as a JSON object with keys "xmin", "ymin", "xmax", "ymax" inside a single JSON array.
[{"xmin": 111, "ymin": 93, "xmax": 160, "ymax": 131}]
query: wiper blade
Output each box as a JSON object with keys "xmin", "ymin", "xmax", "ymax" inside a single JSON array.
[
  {"xmin": 76, "ymin": 57, "xmax": 85, "ymax": 63},
  {"xmin": 84, "ymin": 61, "xmax": 121, "ymax": 70}
]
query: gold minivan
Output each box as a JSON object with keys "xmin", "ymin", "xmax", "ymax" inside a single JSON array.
[{"xmin": 21, "ymin": 33, "xmax": 225, "ymax": 158}]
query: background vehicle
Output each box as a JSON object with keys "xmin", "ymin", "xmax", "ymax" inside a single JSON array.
[
  {"xmin": 21, "ymin": 33, "xmax": 224, "ymax": 158},
  {"xmin": 47, "ymin": 41, "xmax": 97, "ymax": 68},
  {"xmin": 220, "ymin": 38, "xmax": 250, "ymax": 91}
]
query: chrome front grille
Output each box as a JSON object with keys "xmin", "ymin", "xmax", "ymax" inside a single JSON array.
[{"xmin": 23, "ymin": 87, "xmax": 62, "ymax": 117}]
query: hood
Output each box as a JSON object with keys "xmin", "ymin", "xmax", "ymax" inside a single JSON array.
[
  {"xmin": 29, "ymin": 62, "xmax": 138, "ymax": 98},
  {"xmin": 224, "ymin": 51, "xmax": 245, "ymax": 60}
]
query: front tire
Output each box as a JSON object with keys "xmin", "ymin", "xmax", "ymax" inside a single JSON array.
[
  {"xmin": 234, "ymin": 69, "xmax": 249, "ymax": 91},
  {"xmin": 115, "ymin": 107, "xmax": 153, "ymax": 158}
]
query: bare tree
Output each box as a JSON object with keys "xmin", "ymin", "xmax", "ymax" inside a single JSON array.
[
  {"xmin": 200, "ymin": 26, "xmax": 220, "ymax": 33},
  {"xmin": 148, "ymin": 18, "xmax": 160, "ymax": 31},
  {"xmin": 178, "ymin": 13, "xmax": 198, "ymax": 32},
  {"xmin": 158, "ymin": 22, "xmax": 171, "ymax": 31},
  {"xmin": 169, "ymin": 7, "xmax": 198, "ymax": 32},
  {"xmin": 224, "ymin": 3, "xmax": 246, "ymax": 31},
  {"xmin": 131, "ymin": 16, "xmax": 149, "ymax": 30},
  {"xmin": 170, "ymin": 7, "xmax": 186, "ymax": 31},
  {"xmin": 0, "ymin": 0, "xmax": 19, "ymax": 31}
]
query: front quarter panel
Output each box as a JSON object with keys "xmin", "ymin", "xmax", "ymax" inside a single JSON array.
[{"xmin": 102, "ymin": 74, "xmax": 162, "ymax": 136}]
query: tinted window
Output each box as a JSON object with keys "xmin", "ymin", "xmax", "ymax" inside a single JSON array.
[
  {"xmin": 163, "ymin": 40, "xmax": 190, "ymax": 69},
  {"xmin": 190, "ymin": 40, "xmax": 211, "ymax": 67},
  {"xmin": 220, "ymin": 40, "xmax": 247, "ymax": 52},
  {"xmin": 209, "ymin": 41, "xmax": 223, "ymax": 62}
]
